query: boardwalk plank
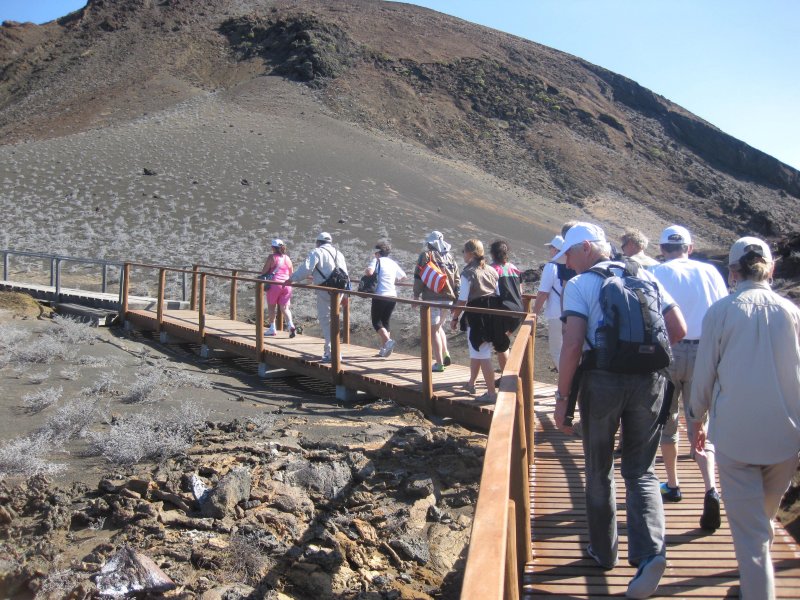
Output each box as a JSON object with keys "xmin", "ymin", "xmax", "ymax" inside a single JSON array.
[{"xmin": 525, "ymin": 397, "xmax": 800, "ymax": 598}]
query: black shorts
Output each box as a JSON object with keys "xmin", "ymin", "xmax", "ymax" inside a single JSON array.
[{"xmin": 371, "ymin": 297, "xmax": 396, "ymax": 331}]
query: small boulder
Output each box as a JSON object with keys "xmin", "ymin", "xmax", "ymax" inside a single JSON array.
[
  {"xmin": 201, "ymin": 468, "xmax": 251, "ymax": 519},
  {"xmin": 94, "ymin": 546, "xmax": 175, "ymax": 596}
]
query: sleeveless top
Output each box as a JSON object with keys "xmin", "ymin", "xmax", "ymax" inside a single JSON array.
[{"xmin": 269, "ymin": 254, "xmax": 292, "ymax": 282}]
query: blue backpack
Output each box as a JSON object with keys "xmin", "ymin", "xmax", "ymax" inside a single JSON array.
[{"xmin": 587, "ymin": 260, "xmax": 672, "ymax": 374}]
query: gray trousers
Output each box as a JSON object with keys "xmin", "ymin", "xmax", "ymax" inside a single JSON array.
[
  {"xmin": 718, "ymin": 451, "xmax": 799, "ymax": 600},
  {"xmin": 579, "ymin": 370, "xmax": 666, "ymax": 568}
]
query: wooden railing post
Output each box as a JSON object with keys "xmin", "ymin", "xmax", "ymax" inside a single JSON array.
[
  {"xmin": 255, "ymin": 281, "xmax": 264, "ymax": 353},
  {"xmin": 156, "ymin": 267, "xmax": 166, "ymax": 333},
  {"xmin": 230, "ymin": 269, "xmax": 238, "ymax": 321},
  {"xmin": 521, "ymin": 317, "xmax": 536, "ymax": 465},
  {"xmin": 198, "ymin": 273, "xmax": 207, "ymax": 341},
  {"xmin": 420, "ymin": 304, "xmax": 433, "ymax": 411},
  {"xmin": 190, "ymin": 264, "xmax": 199, "ymax": 311},
  {"xmin": 514, "ymin": 388, "xmax": 534, "ymax": 568},
  {"xmin": 342, "ymin": 293, "xmax": 350, "ymax": 344},
  {"xmin": 504, "ymin": 500, "xmax": 521, "ymax": 600},
  {"xmin": 276, "ymin": 304, "xmax": 284, "ymax": 331},
  {"xmin": 330, "ymin": 291, "xmax": 342, "ymax": 381},
  {"xmin": 120, "ymin": 263, "xmax": 131, "ymax": 321}
]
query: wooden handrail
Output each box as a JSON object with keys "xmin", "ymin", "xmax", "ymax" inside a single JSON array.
[{"xmin": 461, "ymin": 316, "xmax": 536, "ymax": 599}]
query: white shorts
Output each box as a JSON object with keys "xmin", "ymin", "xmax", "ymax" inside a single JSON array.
[
  {"xmin": 430, "ymin": 302, "xmax": 450, "ymax": 326},
  {"xmin": 467, "ymin": 327, "xmax": 493, "ymax": 359}
]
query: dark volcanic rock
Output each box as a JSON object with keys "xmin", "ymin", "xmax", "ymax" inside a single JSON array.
[{"xmin": 200, "ymin": 467, "xmax": 251, "ymax": 519}]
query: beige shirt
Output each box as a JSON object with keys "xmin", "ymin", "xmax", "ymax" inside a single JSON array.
[{"xmin": 690, "ymin": 280, "xmax": 800, "ymax": 464}]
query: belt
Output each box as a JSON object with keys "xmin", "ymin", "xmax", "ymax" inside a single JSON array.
[{"xmin": 678, "ymin": 339, "xmax": 700, "ymax": 344}]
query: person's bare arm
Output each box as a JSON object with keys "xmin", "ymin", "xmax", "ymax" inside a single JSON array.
[
  {"xmin": 555, "ymin": 316, "xmax": 587, "ymax": 434},
  {"xmin": 664, "ymin": 305, "xmax": 687, "ymax": 345}
]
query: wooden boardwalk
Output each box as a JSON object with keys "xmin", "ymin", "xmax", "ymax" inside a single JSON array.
[
  {"xmin": 123, "ymin": 306, "xmax": 800, "ymax": 598},
  {"xmin": 525, "ymin": 394, "xmax": 800, "ymax": 599},
  {"xmin": 126, "ymin": 307, "xmax": 555, "ymax": 430}
]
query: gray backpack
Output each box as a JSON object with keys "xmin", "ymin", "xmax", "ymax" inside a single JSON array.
[{"xmin": 587, "ymin": 260, "xmax": 672, "ymax": 374}]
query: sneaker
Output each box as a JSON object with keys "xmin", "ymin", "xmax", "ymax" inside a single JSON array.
[
  {"xmin": 289, "ymin": 327, "xmax": 297, "ymax": 339},
  {"xmin": 377, "ymin": 346, "xmax": 387, "ymax": 357},
  {"xmin": 382, "ymin": 339, "xmax": 396, "ymax": 357},
  {"xmin": 265, "ymin": 326, "xmax": 277, "ymax": 337},
  {"xmin": 432, "ymin": 363, "xmax": 445, "ymax": 373},
  {"xmin": 443, "ymin": 354, "xmax": 451, "ymax": 366},
  {"xmin": 699, "ymin": 488, "xmax": 721, "ymax": 531},
  {"xmin": 585, "ymin": 545, "xmax": 616, "ymax": 571},
  {"xmin": 475, "ymin": 392, "xmax": 496, "ymax": 404},
  {"xmin": 626, "ymin": 554, "xmax": 666, "ymax": 599},
  {"xmin": 320, "ymin": 354, "xmax": 331, "ymax": 363},
  {"xmin": 660, "ymin": 482, "xmax": 682, "ymax": 502}
]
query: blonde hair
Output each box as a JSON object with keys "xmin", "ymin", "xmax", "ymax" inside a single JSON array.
[
  {"xmin": 464, "ymin": 239, "xmax": 485, "ymax": 264},
  {"xmin": 730, "ymin": 255, "xmax": 772, "ymax": 282}
]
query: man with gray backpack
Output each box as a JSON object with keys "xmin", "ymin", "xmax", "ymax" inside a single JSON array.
[
  {"xmin": 288, "ymin": 232, "xmax": 350, "ymax": 362},
  {"xmin": 553, "ymin": 222, "xmax": 687, "ymax": 599}
]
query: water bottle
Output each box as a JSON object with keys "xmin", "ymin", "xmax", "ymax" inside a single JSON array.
[{"xmin": 595, "ymin": 318, "xmax": 611, "ymax": 370}]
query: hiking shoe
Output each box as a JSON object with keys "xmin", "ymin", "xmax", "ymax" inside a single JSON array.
[
  {"xmin": 382, "ymin": 339, "xmax": 396, "ymax": 357},
  {"xmin": 585, "ymin": 545, "xmax": 616, "ymax": 571},
  {"xmin": 700, "ymin": 488, "xmax": 721, "ymax": 531},
  {"xmin": 626, "ymin": 554, "xmax": 666, "ymax": 599},
  {"xmin": 289, "ymin": 327, "xmax": 297, "ymax": 339},
  {"xmin": 320, "ymin": 354, "xmax": 331, "ymax": 363},
  {"xmin": 377, "ymin": 346, "xmax": 387, "ymax": 357},
  {"xmin": 443, "ymin": 354, "xmax": 451, "ymax": 366},
  {"xmin": 660, "ymin": 482, "xmax": 682, "ymax": 502},
  {"xmin": 265, "ymin": 326, "xmax": 277, "ymax": 337},
  {"xmin": 475, "ymin": 392, "xmax": 496, "ymax": 404},
  {"xmin": 432, "ymin": 363, "xmax": 445, "ymax": 373}
]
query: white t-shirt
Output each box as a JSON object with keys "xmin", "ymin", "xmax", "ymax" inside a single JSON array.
[
  {"xmin": 562, "ymin": 261, "xmax": 676, "ymax": 350},
  {"xmin": 652, "ymin": 257, "xmax": 728, "ymax": 339},
  {"xmin": 368, "ymin": 257, "xmax": 406, "ymax": 297},
  {"xmin": 538, "ymin": 262, "xmax": 564, "ymax": 320}
]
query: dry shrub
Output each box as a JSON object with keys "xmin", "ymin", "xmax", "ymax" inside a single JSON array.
[
  {"xmin": 42, "ymin": 396, "xmax": 106, "ymax": 441},
  {"xmin": 49, "ymin": 314, "xmax": 100, "ymax": 345},
  {"xmin": 0, "ymin": 432, "xmax": 65, "ymax": 479},
  {"xmin": 22, "ymin": 386, "xmax": 63, "ymax": 414},
  {"xmin": 90, "ymin": 401, "xmax": 208, "ymax": 465}
]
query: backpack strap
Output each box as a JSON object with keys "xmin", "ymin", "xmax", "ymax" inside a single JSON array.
[{"xmin": 314, "ymin": 246, "xmax": 338, "ymax": 279}]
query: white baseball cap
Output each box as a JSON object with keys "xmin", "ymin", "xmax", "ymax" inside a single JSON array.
[
  {"xmin": 552, "ymin": 223, "xmax": 607, "ymax": 261},
  {"xmin": 545, "ymin": 235, "xmax": 564, "ymax": 250},
  {"xmin": 271, "ymin": 238, "xmax": 284, "ymax": 247},
  {"xmin": 659, "ymin": 225, "xmax": 692, "ymax": 245},
  {"xmin": 728, "ymin": 236, "xmax": 772, "ymax": 266},
  {"xmin": 316, "ymin": 232, "xmax": 332, "ymax": 243}
]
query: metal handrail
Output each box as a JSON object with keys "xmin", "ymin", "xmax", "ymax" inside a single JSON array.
[{"xmin": 1, "ymin": 249, "xmax": 191, "ymax": 303}]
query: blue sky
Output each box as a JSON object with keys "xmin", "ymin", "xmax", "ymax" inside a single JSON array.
[{"xmin": 3, "ymin": 0, "xmax": 798, "ymax": 170}]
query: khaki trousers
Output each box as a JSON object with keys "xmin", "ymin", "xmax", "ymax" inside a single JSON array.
[{"xmin": 717, "ymin": 450, "xmax": 799, "ymax": 599}]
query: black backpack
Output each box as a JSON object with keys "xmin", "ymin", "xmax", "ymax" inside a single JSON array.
[
  {"xmin": 495, "ymin": 265, "xmax": 524, "ymax": 333},
  {"xmin": 315, "ymin": 248, "xmax": 350, "ymax": 290},
  {"xmin": 587, "ymin": 260, "xmax": 672, "ymax": 374}
]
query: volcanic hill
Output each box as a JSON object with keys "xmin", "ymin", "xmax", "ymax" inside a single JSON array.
[{"xmin": 1, "ymin": 0, "xmax": 799, "ymax": 262}]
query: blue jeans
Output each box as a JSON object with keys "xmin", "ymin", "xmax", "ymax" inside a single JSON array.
[{"xmin": 579, "ymin": 370, "xmax": 666, "ymax": 567}]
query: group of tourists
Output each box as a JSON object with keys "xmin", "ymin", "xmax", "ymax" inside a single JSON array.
[
  {"xmin": 548, "ymin": 221, "xmax": 799, "ymax": 599},
  {"xmin": 257, "ymin": 222, "xmax": 799, "ymax": 599},
  {"xmin": 258, "ymin": 230, "xmax": 523, "ymax": 395}
]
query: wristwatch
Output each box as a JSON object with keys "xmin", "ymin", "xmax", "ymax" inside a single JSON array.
[{"xmin": 555, "ymin": 390, "xmax": 567, "ymax": 402}]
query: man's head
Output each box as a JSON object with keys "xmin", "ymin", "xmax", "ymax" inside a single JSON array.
[
  {"xmin": 316, "ymin": 231, "xmax": 332, "ymax": 247},
  {"xmin": 561, "ymin": 220, "xmax": 579, "ymax": 238},
  {"xmin": 659, "ymin": 225, "xmax": 692, "ymax": 258},
  {"xmin": 545, "ymin": 235, "xmax": 563, "ymax": 259},
  {"xmin": 552, "ymin": 222, "xmax": 610, "ymax": 273},
  {"xmin": 620, "ymin": 229, "xmax": 648, "ymax": 258}
]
